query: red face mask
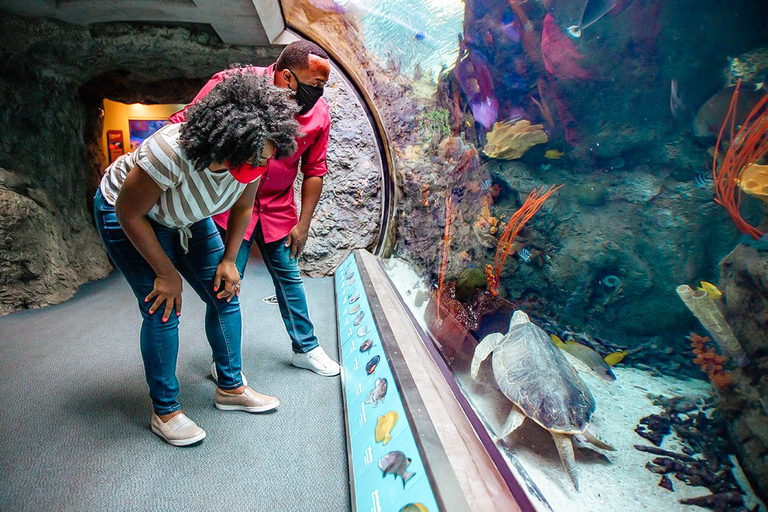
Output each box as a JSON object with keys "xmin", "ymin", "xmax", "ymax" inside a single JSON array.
[{"xmin": 225, "ymin": 160, "xmax": 269, "ymax": 184}]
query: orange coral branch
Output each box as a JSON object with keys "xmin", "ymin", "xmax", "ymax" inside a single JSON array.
[
  {"xmin": 712, "ymin": 79, "xmax": 768, "ymax": 240},
  {"xmin": 437, "ymin": 194, "xmax": 455, "ymax": 321},
  {"xmin": 689, "ymin": 333, "xmax": 731, "ymax": 389},
  {"xmin": 487, "ymin": 185, "xmax": 562, "ymax": 296}
]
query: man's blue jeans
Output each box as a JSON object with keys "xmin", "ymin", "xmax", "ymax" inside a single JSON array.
[
  {"xmin": 94, "ymin": 190, "xmax": 244, "ymax": 415},
  {"xmin": 219, "ymin": 222, "xmax": 319, "ymax": 354}
]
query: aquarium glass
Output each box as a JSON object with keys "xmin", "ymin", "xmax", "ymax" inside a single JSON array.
[
  {"xmin": 128, "ymin": 119, "xmax": 167, "ymax": 152},
  {"xmin": 284, "ymin": 0, "xmax": 768, "ymax": 509}
]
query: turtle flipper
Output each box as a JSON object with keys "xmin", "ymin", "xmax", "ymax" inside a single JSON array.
[
  {"xmin": 470, "ymin": 333, "xmax": 504, "ymax": 380},
  {"xmin": 496, "ymin": 406, "xmax": 525, "ymax": 439},
  {"xmin": 581, "ymin": 425, "xmax": 615, "ymax": 451},
  {"xmin": 552, "ymin": 432, "xmax": 579, "ymax": 491}
]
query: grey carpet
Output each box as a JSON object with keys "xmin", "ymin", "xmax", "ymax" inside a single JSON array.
[{"xmin": 0, "ymin": 253, "xmax": 349, "ymax": 512}]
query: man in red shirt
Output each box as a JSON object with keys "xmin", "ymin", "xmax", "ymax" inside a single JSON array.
[{"xmin": 170, "ymin": 41, "xmax": 340, "ymax": 377}]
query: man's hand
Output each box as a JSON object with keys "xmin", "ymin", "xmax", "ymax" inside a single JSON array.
[
  {"xmin": 285, "ymin": 224, "xmax": 309, "ymax": 260},
  {"xmin": 213, "ymin": 260, "xmax": 242, "ymax": 302}
]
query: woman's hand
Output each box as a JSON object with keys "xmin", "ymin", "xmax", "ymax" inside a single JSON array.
[
  {"xmin": 214, "ymin": 260, "xmax": 241, "ymax": 301},
  {"xmin": 145, "ymin": 271, "xmax": 183, "ymax": 322}
]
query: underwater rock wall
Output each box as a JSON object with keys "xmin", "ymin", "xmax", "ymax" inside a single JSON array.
[
  {"xmin": 0, "ymin": 14, "xmax": 380, "ymax": 314},
  {"xmin": 719, "ymin": 245, "xmax": 768, "ymax": 499}
]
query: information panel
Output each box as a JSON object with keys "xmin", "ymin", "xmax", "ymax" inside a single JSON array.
[{"xmin": 335, "ymin": 253, "xmax": 439, "ymax": 512}]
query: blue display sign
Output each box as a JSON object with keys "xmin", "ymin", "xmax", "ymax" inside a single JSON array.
[{"xmin": 335, "ymin": 253, "xmax": 439, "ymax": 512}]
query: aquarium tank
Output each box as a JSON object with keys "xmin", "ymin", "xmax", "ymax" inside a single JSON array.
[{"xmin": 283, "ymin": 0, "xmax": 767, "ymax": 509}]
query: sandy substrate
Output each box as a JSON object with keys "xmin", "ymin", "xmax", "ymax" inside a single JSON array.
[{"xmin": 380, "ymin": 257, "xmax": 764, "ymax": 512}]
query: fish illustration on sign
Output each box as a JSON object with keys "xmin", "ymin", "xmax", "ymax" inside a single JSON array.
[
  {"xmin": 360, "ymin": 339, "xmax": 374, "ymax": 352},
  {"xmin": 379, "ymin": 451, "xmax": 415, "ymax": 486},
  {"xmin": 375, "ymin": 411, "xmax": 398, "ymax": 444},
  {"xmin": 354, "ymin": 310, "xmax": 365, "ymax": 326},
  {"xmin": 357, "ymin": 325, "xmax": 369, "ymax": 337},
  {"xmin": 345, "ymin": 271, "xmax": 354, "ymax": 280},
  {"xmin": 366, "ymin": 355, "xmax": 381, "ymax": 374},
  {"xmin": 349, "ymin": 304, "xmax": 361, "ymax": 315},
  {"xmin": 366, "ymin": 378, "xmax": 388, "ymax": 407},
  {"xmin": 551, "ymin": 334, "xmax": 616, "ymax": 382},
  {"xmin": 399, "ymin": 505, "xmax": 428, "ymax": 512},
  {"xmin": 349, "ymin": 294, "xmax": 360, "ymax": 304}
]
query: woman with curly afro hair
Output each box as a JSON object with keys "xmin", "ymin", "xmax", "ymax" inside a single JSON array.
[{"xmin": 94, "ymin": 73, "xmax": 301, "ymax": 447}]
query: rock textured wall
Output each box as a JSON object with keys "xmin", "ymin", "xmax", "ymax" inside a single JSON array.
[
  {"xmin": 297, "ymin": 69, "xmax": 381, "ymax": 276},
  {"xmin": 0, "ymin": 14, "xmax": 381, "ymax": 315},
  {"xmin": 719, "ymin": 245, "xmax": 768, "ymax": 499}
]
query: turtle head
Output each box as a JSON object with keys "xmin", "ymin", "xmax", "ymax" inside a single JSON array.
[{"xmin": 509, "ymin": 311, "xmax": 530, "ymax": 331}]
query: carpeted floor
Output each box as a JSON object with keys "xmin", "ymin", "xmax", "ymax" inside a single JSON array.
[{"xmin": 0, "ymin": 254, "xmax": 349, "ymax": 511}]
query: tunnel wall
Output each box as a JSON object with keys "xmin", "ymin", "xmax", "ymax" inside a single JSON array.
[{"xmin": 0, "ymin": 14, "xmax": 381, "ymax": 314}]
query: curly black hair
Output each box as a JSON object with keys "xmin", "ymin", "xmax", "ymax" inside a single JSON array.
[{"xmin": 179, "ymin": 73, "xmax": 302, "ymax": 172}]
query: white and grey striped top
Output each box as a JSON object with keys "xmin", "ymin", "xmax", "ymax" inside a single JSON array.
[{"xmin": 100, "ymin": 123, "xmax": 257, "ymax": 251}]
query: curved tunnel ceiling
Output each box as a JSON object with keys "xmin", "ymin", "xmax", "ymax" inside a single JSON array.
[{"xmin": 0, "ymin": 0, "xmax": 286, "ymax": 46}]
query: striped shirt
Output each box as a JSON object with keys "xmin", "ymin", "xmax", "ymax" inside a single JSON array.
[{"xmin": 100, "ymin": 123, "xmax": 258, "ymax": 251}]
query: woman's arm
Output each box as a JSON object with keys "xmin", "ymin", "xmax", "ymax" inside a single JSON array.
[
  {"xmin": 214, "ymin": 179, "xmax": 260, "ymax": 301},
  {"xmin": 115, "ymin": 165, "xmax": 183, "ymax": 321}
]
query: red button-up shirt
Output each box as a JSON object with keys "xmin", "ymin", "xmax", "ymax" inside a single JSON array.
[{"xmin": 169, "ymin": 64, "xmax": 330, "ymax": 243}]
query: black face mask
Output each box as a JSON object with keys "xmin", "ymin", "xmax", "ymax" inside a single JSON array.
[{"xmin": 289, "ymin": 69, "xmax": 324, "ymax": 115}]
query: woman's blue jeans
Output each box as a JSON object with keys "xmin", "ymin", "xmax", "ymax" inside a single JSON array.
[
  {"xmin": 94, "ymin": 189, "xmax": 244, "ymax": 415},
  {"xmin": 219, "ymin": 223, "xmax": 319, "ymax": 354}
]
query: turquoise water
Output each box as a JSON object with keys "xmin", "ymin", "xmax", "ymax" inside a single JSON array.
[{"xmin": 357, "ymin": 0, "xmax": 463, "ymax": 80}]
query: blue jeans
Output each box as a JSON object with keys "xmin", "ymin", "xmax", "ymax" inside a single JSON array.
[
  {"xmin": 218, "ymin": 222, "xmax": 319, "ymax": 354},
  {"xmin": 94, "ymin": 189, "xmax": 244, "ymax": 415}
]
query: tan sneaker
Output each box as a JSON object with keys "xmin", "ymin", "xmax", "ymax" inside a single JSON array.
[
  {"xmin": 214, "ymin": 386, "xmax": 280, "ymax": 413},
  {"xmin": 150, "ymin": 412, "xmax": 206, "ymax": 447}
]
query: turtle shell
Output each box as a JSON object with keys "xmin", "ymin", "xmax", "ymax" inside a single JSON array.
[{"xmin": 492, "ymin": 320, "xmax": 595, "ymax": 434}]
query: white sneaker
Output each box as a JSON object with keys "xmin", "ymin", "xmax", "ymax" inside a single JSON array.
[
  {"xmin": 210, "ymin": 360, "xmax": 248, "ymax": 387},
  {"xmin": 291, "ymin": 346, "xmax": 341, "ymax": 377}
]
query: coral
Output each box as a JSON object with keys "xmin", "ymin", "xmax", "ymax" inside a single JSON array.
[
  {"xmin": 727, "ymin": 47, "xmax": 768, "ymax": 87},
  {"xmin": 421, "ymin": 183, "xmax": 430, "ymax": 207},
  {"xmin": 487, "ymin": 185, "xmax": 562, "ymax": 296},
  {"xmin": 419, "ymin": 108, "xmax": 451, "ymax": 143},
  {"xmin": 437, "ymin": 195, "xmax": 455, "ymax": 321},
  {"xmin": 712, "ymin": 80, "xmax": 768, "ymax": 240},
  {"xmin": 739, "ymin": 162, "xmax": 768, "ymax": 202},
  {"xmin": 689, "ymin": 333, "xmax": 731, "ymax": 389},
  {"xmin": 482, "ymin": 119, "xmax": 549, "ymax": 160},
  {"xmin": 676, "ymin": 284, "xmax": 747, "ymax": 365}
]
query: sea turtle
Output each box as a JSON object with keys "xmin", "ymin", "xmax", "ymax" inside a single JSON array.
[{"xmin": 471, "ymin": 311, "xmax": 613, "ymax": 490}]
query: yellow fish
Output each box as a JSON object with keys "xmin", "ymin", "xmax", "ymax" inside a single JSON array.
[
  {"xmin": 544, "ymin": 149, "xmax": 564, "ymax": 160},
  {"xmin": 550, "ymin": 334, "xmax": 566, "ymax": 347},
  {"xmin": 698, "ymin": 281, "xmax": 723, "ymax": 300},
  {"xmin": 375, "ymin": 411, "xmax": 398, "ymax": 445},
  {"xmin": 399, "ymin": 504, "xmax": 428, "ymax": 512},
  {"xmin": 604, "ymin": 350, "xmax": 628, "ymax": 366}
]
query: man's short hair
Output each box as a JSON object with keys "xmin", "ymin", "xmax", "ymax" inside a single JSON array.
[{"xmin": 275, "ymin": 40, "xmax": 329, "ymax": 71}]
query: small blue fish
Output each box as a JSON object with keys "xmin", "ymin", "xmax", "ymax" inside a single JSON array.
[
  {"xmin": 413, "ymin": 31, "xmax": 426, "ymax": 41},
  {"xmin": 481, "ymin": 178, "xmax": 492, "ymax": 191},
  {"xmin": 694, "ymin": 173, "xmax": 712, "ymax": 188},
  {"xmin": 518, "ymin": 247, "xmax": 531, "ymax": 263}
]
